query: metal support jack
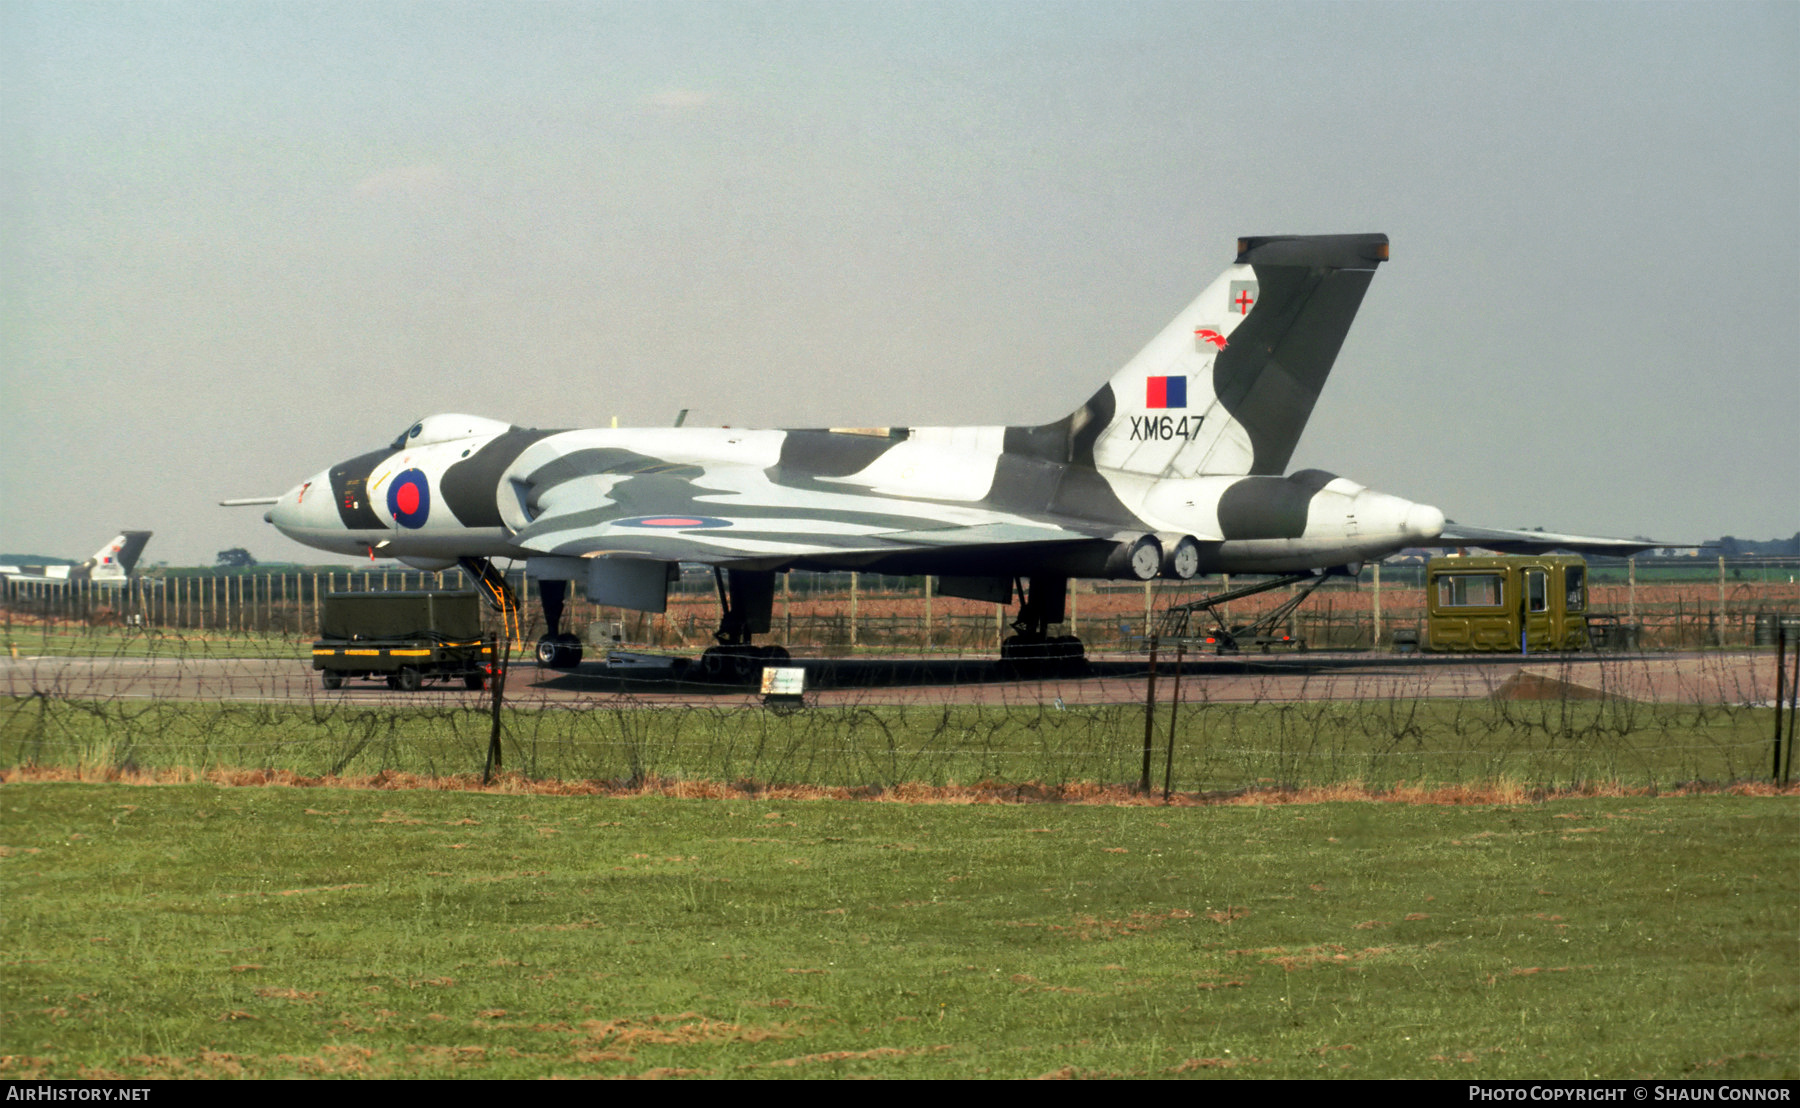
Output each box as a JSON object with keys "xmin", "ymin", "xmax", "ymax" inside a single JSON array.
[{"xmin": 1157, "ymin": 572, "xmax": 1331, "ymax": 654}]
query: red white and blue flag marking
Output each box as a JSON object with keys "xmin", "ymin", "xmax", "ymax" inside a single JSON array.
[{"xmin": 1146, "ymin": 376, "xmax": 1187, "ymax": 409}]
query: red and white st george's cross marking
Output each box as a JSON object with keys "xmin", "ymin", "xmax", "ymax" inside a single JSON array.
[{"xmin": 1228, "ymin": 280, "xmax": 1258, "ymax": 315}]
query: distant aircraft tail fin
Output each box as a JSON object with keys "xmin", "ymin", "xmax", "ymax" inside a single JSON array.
[
  {"xmin": 82, "ymin": 531, "xmax": 152, "ymax": 579},
  {"xmin": 1011, "ymin": 234, "xmax": 1389, "ymax": 480}
]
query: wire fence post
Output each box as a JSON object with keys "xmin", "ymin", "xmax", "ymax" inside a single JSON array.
[
  {"xmin": 1718, "ymin": 556, "xmax": 1727, "ymax": 649},
  {"xmin": 922, "ymin": 575, "xmax": 932, "ymax": 654},
  {"xmin": 1140, "ymin": 635, "xmax": 1158, "ymax": 793},
  {"xmin": 1163, "ymin": 643, "xmax": 1182, "ymax": 802},
  {"xmin": 1775, "ymin": 626, "xmax": 1787, "ymax": 783},
  {"xmin": 1778, "ymin": 625, "xmax": 1792, "ymax": 784}
]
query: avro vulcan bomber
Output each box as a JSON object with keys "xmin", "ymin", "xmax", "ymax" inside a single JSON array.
[
  {"xmin": 2, "ymin": 532, "xmax": 153, "ymax": 591},
  {"xmin": 231, "ymin": 234, "xmax": 1656, "ymax": 676}
]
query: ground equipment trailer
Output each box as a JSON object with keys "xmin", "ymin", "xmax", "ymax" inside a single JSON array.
[{"xmin": 312, "ymin": 590, "xmax": 493, "ymax": 691}]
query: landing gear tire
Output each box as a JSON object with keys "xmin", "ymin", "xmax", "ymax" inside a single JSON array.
[
  {"xmin": 535, "ymin": 633, "xmax": 583, "ymax": 670},
  {"xmin": 1163, "ymin": 535, "xmax": 1201, "ymax": 580},
  {"xmin": 697, "ymin": 644, "xmax": 781, "ymax": 684},
  {"xmin": 999, "ymin": 635, "xmax": 1088, "ymax": 677},
  {"xmin": 694, "ymin": 650, "xmax": 721, "ymax": 682}
]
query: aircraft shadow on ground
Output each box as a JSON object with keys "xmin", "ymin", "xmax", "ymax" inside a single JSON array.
[{"xmin": 527, "ymin": 650, "xmax": 1503, "ymax": 696}]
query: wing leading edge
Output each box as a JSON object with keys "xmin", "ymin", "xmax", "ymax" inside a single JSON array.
[{"xmin": 1433, "ymin": 524, "xmax": 1681, "ymax": 557}]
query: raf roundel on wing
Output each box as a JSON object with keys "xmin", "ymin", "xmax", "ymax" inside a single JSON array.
[
  {"xmin": 616, "ymin": 515, "xmax": 733, "ymax": 529},
  {"xmin": 387, "ymin": 469, "xmax": 431, "ymax": 529}
]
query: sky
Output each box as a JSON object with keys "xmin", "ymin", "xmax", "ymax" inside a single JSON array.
[{"xmin": 3, "ymin": 1, "xmax": 1796, "ymax": 566}]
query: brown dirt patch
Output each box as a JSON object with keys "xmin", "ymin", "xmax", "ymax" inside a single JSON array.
[
  {"xmin": 5, "ymin": 763, "xmax": 1793, "ymax": 807},
  {"xmin": 1491, "ymin": 671, "xmax": 1614, "ymax": 700}
]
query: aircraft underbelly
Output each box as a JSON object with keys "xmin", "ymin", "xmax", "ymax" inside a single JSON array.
[
  {"xmin": 287, "ymin": 528, "xmax": 522, "ymax": 561},
  {"xmin": 1212, "ymin": 534, "xmax": 1409, "ymax": 574}
]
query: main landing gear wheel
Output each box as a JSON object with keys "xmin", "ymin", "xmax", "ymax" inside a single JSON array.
[
  {"xmin": 998, "ymin": 634, "xmax": 1087, "ymax": 677},
  {"xmin": 997, "ymin": 576, "xmax": 1087, "ymax": 677},
  {"xmin": 535, "ymin": 632, "xmax": 583, "ymax": 670},
  {"xmin": 697, "ymin": 644, "xmax": 789, "ymax": 684}
]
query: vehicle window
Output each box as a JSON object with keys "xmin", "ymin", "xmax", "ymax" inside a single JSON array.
[
  {"xmin": 1526, "ymin": 569, "xmax": 1548, "ymax": 613},
  {"xmin": 1437, "ymin": 573, "xmax": 1504, "ymax": 608},
  {"xmin": 1565, "ymin": 566, "xmax": 1585, "ymax": 612}
]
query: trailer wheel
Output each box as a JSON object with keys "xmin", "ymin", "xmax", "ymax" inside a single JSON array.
[
  {"xmin": 321, "ymin": 671, "xmax": 344, "ymax": 690},
  {"xmin": 463, "ymin": 673, "xmax": 486, "ymax": 691},
  {"xmin": 394, "ymin": 666, "xmax": 423, "ymax": 693}
]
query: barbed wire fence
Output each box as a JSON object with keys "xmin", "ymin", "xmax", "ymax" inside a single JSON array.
[{"xmin": 3, "ymin": 607, "xmax": 1792, "ymax": 794}]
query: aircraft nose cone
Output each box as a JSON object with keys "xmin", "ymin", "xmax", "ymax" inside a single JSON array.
[
  {"xmin": 1404, "ymin": 502, "xmax": 1446, "ymax": 541},
  {"xmin": 268, "ymin": 470, "xmax": 337, "ymax": 538}
]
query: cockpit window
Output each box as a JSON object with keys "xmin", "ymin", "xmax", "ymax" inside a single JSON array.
[{"xmin": 387, "ymin": 414, "xmax": 514, "ymax": 452}]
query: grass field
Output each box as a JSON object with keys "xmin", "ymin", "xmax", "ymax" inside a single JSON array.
[
  {"xmin": 4, "ymin": 681, "xmax": 1794, "ymax": 1078},
  {"xmin": 1, "ymin": 782, "xmax": 1793, "ymax": 1079}
]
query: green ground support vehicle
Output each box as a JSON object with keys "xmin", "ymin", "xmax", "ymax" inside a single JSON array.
[
  {"xmin": 311, "ymin": 590, "xmax": 493, "ymax": 691},
  {"xmin": 1425, "ymin": 555, "xmax": 1590, "ymax": 653}
]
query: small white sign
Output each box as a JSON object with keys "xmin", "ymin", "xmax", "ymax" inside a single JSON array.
[{"xmin": 760, "ymin": 667, "xmax": 806, "ymax": 696}]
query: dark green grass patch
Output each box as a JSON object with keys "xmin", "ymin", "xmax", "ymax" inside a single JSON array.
[
  {"xmin": 1, "ymin": 695, "xmax": 1781, "ymax": 792},
  {"xmin": 4, "ymin": 627, "xmax": 308, "ymax": 661},
  {"xmin": 2, "ymin": 783, "xmax": 1793, "ymax": 1078}
]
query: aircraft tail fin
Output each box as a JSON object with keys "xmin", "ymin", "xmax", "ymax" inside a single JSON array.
[
  {"xmin": 83, "ymin": 531, "xmax": 152, "ymax": 579},
  {"xmin": 1014, "ymin": 235, "xmax": 1388, "ymax": 480}
]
